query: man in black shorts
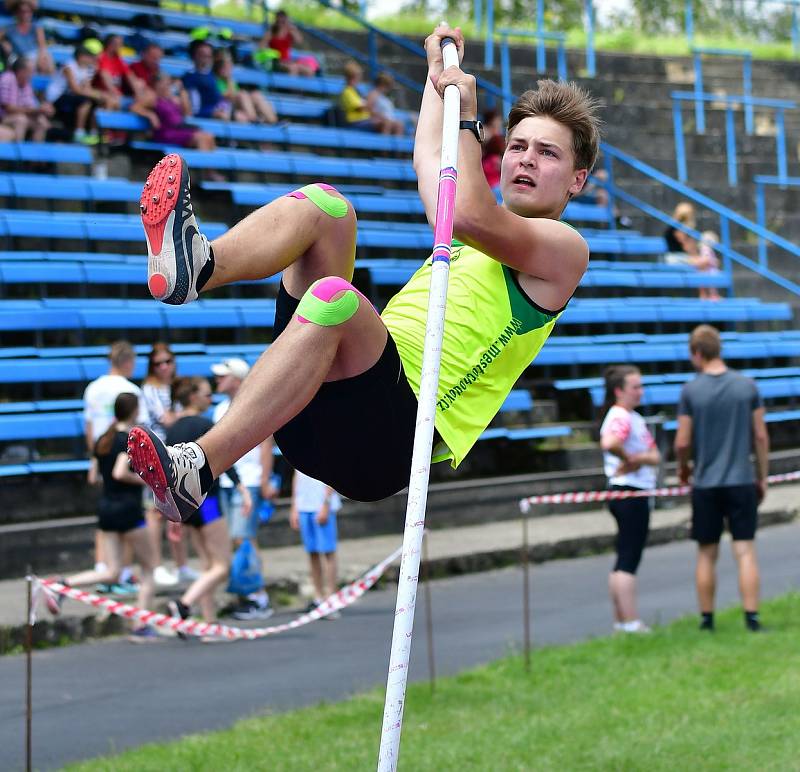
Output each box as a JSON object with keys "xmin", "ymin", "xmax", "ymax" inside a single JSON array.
[{"xmin": 674, "ymin": 325, "xmax": 770, "ymax": 632}]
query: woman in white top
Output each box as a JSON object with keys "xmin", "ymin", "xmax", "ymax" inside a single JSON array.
[
  {"xmin": 141, "ymin": 343, "xmax": 192, "ymax": 586},
  {"xmin": 599, "ymin": 365, "xmax": 661, "ymax": 634}
]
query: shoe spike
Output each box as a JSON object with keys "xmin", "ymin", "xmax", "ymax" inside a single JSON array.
[
  {"xmin": 166, "ymin": 189, "xmax": 174, "ymax": 198},
  {"xmin": 140, "ymin": 203, "xmax": 147, "ymax": 213},
  {"xmin": 169, "ymin": 157, "xmax": 176, "ymax": 166},
  {"xmin": 152, "ymin": 194, "xmax": 159, "ymax": 204}
]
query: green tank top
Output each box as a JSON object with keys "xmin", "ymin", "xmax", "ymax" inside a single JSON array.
[{"xmin": 381, "ymin": 242, "xmax": 565, "ymax": 468}]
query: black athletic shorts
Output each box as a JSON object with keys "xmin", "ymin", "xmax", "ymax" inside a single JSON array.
[
  {"xmin": 608, "ymin": 486, "xmax": 651, "ymax": 574},
  {"xmin": 691, "ymin": 484, "xmax": 758, "ymax": 544},
  {"xmin": 271, "ymin": 281, "xmax": 419, "ymax": 502},
  {"xmin": 97, "ymin": 498, "xmax": 145, "ymax": 534}
]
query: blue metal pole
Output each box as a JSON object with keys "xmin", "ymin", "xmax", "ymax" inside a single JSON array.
[
  {"xmin": 793, "ymin": 5, "xmax": 799, "ymax": 56},
  {"xmin": 673, "ymin": 100, "xmax": 688, "ymax": 182},
  {"xmin": 474, "ymin": 0, "xmax": 482, "ymax": 32},
  {"xmin": 536, "ymin": 0, "xmax": 545, "ymax": 73},
  {"xmin": 743, "ymin": 56, "xmax": 753, "ymax": 134},
  {"xmin": 557, "ymin": 42, "xmax": 567, "ymax": 81},
  {"xmin": 776, "ymin": 109, "xmax": 788, "ymax": 180},
  {"xmin": 501, "ymin": 38, "xmax": 511, "ymax": 117},
  {"xmin": 368, "ymin": 29, "xmax": 378, "ymax": 80},
  {"xmin": 725, "ymin": 106, "xmax": 737, "ymax": 186},
  {"xmin": 693, "ymin": 53, "xmax": 705, "ymax": 134},
  {"xmin": 484, "ymin": 0, "xmax": 494, "ymax": 69},
  {"xmin": 719, "ymin": 215, "xmax": 733, "ymax": 295},
  {"xmin": 585, "ymin": 0, "xmax": 596, "ymax": 77},
  {"xmin": 685, "ymin": 0, "xmax": 694, "ymax": 47},
  {"xmin": 359, "ymin": 0, "xmax": 367, "ymax": 18},
  {"xmin": 755, "ymin": 182, "xmax": 768, "ymax": 267},
  {"xmin": 603, "ymin": 154, "xmax": 617, "ymax": 232}
]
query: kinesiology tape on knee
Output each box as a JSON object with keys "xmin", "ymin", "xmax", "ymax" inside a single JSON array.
[
  {"xmin": 286, "ymin": 183, "xmax": 348, "ymax": 218},
  {"xmin": 296, "ymin": 277, "xmax": 365, "ymax": 326}
]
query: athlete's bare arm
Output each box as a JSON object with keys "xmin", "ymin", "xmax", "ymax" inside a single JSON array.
[{"xmin": 414, "ymin": 24, "xmax": 589, "ymax": 311}]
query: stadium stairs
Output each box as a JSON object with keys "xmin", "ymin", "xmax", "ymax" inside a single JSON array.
[{"xmin": 0, "ymin": 5, "xmax": 798, "ymax": 577}]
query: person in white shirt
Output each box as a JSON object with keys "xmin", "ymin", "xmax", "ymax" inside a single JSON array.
[
  {"xmin": 82, "ymin": 340, "xmax": 151, "ymax": 585},
  {"xmin": 290, "ymin": 469, "xmax": 341, "ymax": 618},
  {"xmin": 599, "ymin": 365, "xmax": 661, "ymax": 634},
  {"xmin": 212, "ymin": 358, "xmax": 277, "ymax": 620}
]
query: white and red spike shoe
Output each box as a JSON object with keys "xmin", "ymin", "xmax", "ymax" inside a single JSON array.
[{"xmin": 140, "ymin": 153, "xmax": 211, "ymax": 305}]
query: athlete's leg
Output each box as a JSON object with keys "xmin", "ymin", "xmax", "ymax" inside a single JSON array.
[
  {"xmin": 140, "ymin": 153, "xmax": 357, "ymax": 304},
  {"xmin": 696, "ymin": 542, "xmax": 719, "ymax": 613},
  {"xmin": 732, "ymin": 539, "xmax": 760, "ymax": 612}
]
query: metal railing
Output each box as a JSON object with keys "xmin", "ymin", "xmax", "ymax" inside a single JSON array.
[
  {"xmin": 691, "ymin": 48, "xmax": 753, "ymax": 133},
  {"xmin": 754, "ymin": 174, "xmax": 800, "ymax": 267},
  {"xmin": 671, "ymin": 91, "xmax": 795, "ymax": 185}
]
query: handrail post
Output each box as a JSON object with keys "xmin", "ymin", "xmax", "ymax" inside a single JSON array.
[
  {"xmin": 484, "ymin": 0, "xmax": 494, "ymax": 68},
  {"xmin": 474, "ymin": 0, "xmax": 482, "ymax": 32},
  {"xmin": 775, "ymin": 108, "xmax": 788, "ymax": 180},
  {"xmin": 536, "ymin": 0, "xmax": 546, "ymax": 72},
  {"xmin": 557, "ymin": 41, "xmax": 567, "ymax": 81},
  {"xmin": 672, "ymin": 100, "xmax": 688, "ymax": 182},
  {"xmin": 500, "ymin": 37, "xmax": 512, "ymax": 117},
  {"xmin": 685, "ymin": 0, "xmax": 694, "ymax": 47},
  {"xmin": 719, "ymin": 215, "xmax": 733, "ymax": 295},
  {"xmin": 793, "ymin": 4, "xmax": 799, "ymax": 56},
  {"xmin": 743, "ymin": 55, "xmax": 753, "ymax": 134},
  {"xmin": 755, "ymin": 181, "xmax": 768, "ymax": 268},
  {"xmin": 693, "ymin": 52, "xmax": 705, "ymax": 134},
  {"xmin": 585, "ymin": 0, "xmax": 596, "ymax": 77},
  {"xmin": 725, "ymin": 106, "xmax": 737, "ymax": 186},
  {"xmin": 603, "ymin": 153, "xmax": 617, "ymax": 232}
]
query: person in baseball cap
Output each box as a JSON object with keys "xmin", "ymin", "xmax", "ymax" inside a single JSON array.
[
  {"xmin": 211, "ymin": 357, "xmax": 250, "ymax": 380},
  {"xmin": 211, "ymin": 356, "xmax": 276, "ymax": 620}
]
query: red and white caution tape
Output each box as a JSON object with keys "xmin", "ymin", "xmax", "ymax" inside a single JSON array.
[
  {"xmin": 519, "ymin": 471, "xmax": 800, "ymax": 513},
  {"xmin": 37, "ymin": 545, "xmax": 402, "ymax": 640}
]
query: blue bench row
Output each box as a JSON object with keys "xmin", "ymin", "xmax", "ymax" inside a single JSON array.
[
  {"xmin": 662, "ymin": 410, "xmax": 800, "ymax": 432},
  {"xmin": 0, "ymin": 142, "xmax": 93, "ymax": 166}
]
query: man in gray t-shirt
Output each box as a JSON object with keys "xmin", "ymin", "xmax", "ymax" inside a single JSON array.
[{"xmin": 674, "ymin": 325, "xmax": 769, "ymax": 633}]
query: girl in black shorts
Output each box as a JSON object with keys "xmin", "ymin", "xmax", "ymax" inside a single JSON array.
[
  {"xmin": 165, "ymin": 377, "xmax": 252, "ymax": 631},
  {"xmin": 63, "ymin": 393, "xmax": 158, "ymax": 642},
  {"xmin": 599, "ymin": 366, "xmax": 661, "ymax": 634}
]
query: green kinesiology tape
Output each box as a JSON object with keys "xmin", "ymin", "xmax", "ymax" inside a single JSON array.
[
  {"xmin": 297, "ymin": 184, "xmax": 349, "ymax": 218},
  {"xmin": 296, "ymin": 280, "xmax": 360, "ymax": 326}
]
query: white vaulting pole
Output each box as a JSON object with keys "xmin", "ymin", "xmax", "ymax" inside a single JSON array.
[{"xmin": 377, "ymin": 37, "xmax": 462, "ymax": 772}]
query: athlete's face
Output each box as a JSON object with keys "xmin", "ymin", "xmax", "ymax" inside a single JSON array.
[{"xmin": 499, "ymin": 116, "xmax": 588, "ymax": 218}]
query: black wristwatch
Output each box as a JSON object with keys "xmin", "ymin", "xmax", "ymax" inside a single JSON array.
[{"xmin": 460, "ymin": 119, "xmax": 485, "ymax": 144}]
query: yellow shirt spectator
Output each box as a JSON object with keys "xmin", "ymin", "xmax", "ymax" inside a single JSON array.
[{"xmin": 339, "ymin": 84, "xmax": 369, "ymax": 123}]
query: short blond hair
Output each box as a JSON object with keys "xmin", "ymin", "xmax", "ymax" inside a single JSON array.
[
  {"xmin": 689, "ymin": 324, "xmax": 721, "ymax": 361},
  {"xmin": 506, "ymin": 80, "xmax": 602, "ymax": 172},
  {"xmin": 343, "ymin": 60, "xmax": 363, "ymax": 81},
  {"xmin": 109, "ymin": 340, "xmax": 135, "ymax": 368}
]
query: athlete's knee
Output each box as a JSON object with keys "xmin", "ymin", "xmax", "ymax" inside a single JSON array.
[
  {"xmin": 285, "ymin": 183, "xmax": 353, "ymax": 220},
  {"xmin": 295, "ymin": 276, "xmax": 372, "ymax": 327}
]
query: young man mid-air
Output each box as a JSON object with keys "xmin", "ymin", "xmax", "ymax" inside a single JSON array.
[{"xmin": 128, "ymin": 25, "xmax": 601, "ymax": 522}]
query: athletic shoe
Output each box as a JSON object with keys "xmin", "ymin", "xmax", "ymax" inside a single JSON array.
[
  {"xmin": 140, "ymin": 153, "xmax": 212, "ymax": 305},
  {"xmin": 168, "ymin": 598, "xmax": 190, "ymax": 640},
  {"xmin": 699, "ymin": 618, "xmax": 715, "ymax": 632},
  {"xmin": 96, "ymin": 583, "xmax": 112, "ymax": 594},
  {"xmin": 126, "ymin": 426, "xmax": 207, "ymax": 523},
  {"xmin": 619, "ymin": 619, "xmax": 651, "ymax": 634},
  {"xmin": 109, "ymin": 581, "xmax": 139, "ymax": 596},
  {"xmin": 154, "ymin": 565, "xmax": 179, "ymax": 586},
  {"xmin": 177, "ymin": 565, "xmax": 201, "ymax": 582},
  {"xmin": 232, "ymin": 600, "xmax": 275, "ymax": 621},
  {"xmin": 128, "ymin": 626, "xmax": 162, "ymax": 644},
  {"xmin": 304, "ymin": 599, "xmax": 322, "ymax": 614}
]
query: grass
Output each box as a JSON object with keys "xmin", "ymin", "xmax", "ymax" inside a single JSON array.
[
  {"xmin": 189, "ymin": 1, "xmax": 800, "ymax": 62},
  {"xmin": 65, "ymin": 592, "xmax": 800, "ymax": 771}
]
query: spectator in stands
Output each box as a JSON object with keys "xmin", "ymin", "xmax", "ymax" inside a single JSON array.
[
  {"xmin": 45, "ymin": 39, "xmax": 111, "ymax": 145},
  {"xmin": 182, "ymin": 39, "xmax": 230, "ymax": 120},
  {"xmin": 59, "ymin": 393, "xmax": 159, "ymax": 642},
  {"xmin": 664, "ymin": 201, "xmax": 697, "ymax": 257},
  {"xmin": 366, "ymin": 72, "xmax": 405, "ymax": 136},
  {"xmin": 0, "ymin": 56, "xmax": 53, "ymax": 141},
  {"xmin": 83, "ymin": 341, "xmax": 150, "ymax": 590},
  {"xmin": 675, "ymin": 325, "xmax": 769, "ymax": 633},
  {"xmin": 130, "ymin": 42, "xmax": 163, "ymax": 92},
  {"xmin": 0, "ymin": 0, "xmax": 53, "ymax": 75},
  {"xmin": 141, "ymin": 343, "xmax": 197, "ymax": 588},
  {"xmin": 290, "ymin": 469, "xmax": 341, "ymax": 618},
  {"xmin": 165, "ymin": 377, "xmax": 251, "ymax": 631},
  {"xmin": 263, "ymin": 10, "xmax": 318, "ymax": 77},
  {"xmin": 339, "ymin": 60, "xmax": 392, "ymax": 134},
  {"xmin": 212, "ymin": 357, "xmax": 276, "ymax": 620},
  {"xmin": 599, "ymin": 365, "xmax": 660, "ymax": 634},
  {"xmin": 93, "ymin": 34, "xmax": 154, "ymax": 130},
  {"xmin": 481, "ymin": 108, "xmax": 504, "ymax": 198},
  {"xmin": 213, "ymin": 49, "xmax": 277, "ymax": 125},
  {"xmin": 146, "ymin": 72, "xmax": 216, "ymax": 151},
  {"xmin": 693, "ymin": 230, "xmax": 722, "ymax": 301}
]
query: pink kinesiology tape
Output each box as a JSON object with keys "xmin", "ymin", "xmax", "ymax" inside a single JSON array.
[{"xmin": 297, "ymin": 277, "xmax": 376, "ymax": 324}]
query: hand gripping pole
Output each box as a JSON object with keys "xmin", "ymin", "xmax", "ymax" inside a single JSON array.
[{"xmin": 377, "ymin": 37, "xmax": 462, "ymax": 772}]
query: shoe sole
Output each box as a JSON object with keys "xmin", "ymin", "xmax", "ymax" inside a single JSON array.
[
  {"xmin": 127, "ymin": 426, "xmax": 182, "ymax": 522},
  {"xmin": 140, "ymin": 153, "xmax": 191, "ymax": 304}
]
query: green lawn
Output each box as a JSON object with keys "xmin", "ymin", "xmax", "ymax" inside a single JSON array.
[{"xmin": 66, "ymin": 593, "xmax": 800, "ymax": 771}]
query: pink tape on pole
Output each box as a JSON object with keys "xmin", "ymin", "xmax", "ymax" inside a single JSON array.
[{"xmin": 431, "ymin": 167, "xmax": 458, "ymax": 263}]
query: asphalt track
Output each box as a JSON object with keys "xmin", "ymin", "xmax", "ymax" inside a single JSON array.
[{"xmin": 2, "ymin": 522, "xmax": 798, "ymax": 771}]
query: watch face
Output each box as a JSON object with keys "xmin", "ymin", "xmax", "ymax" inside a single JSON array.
[{"xmin": 475, "ymin": 120, "xmax": 485, "ymax": 143}]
